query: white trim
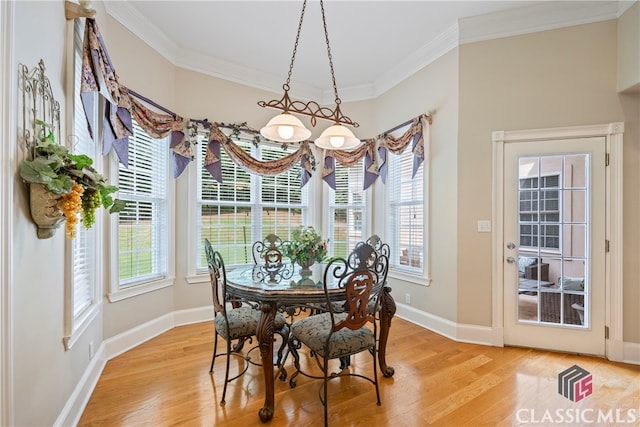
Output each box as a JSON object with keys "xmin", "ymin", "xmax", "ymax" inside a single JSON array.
[
  {"xmin": 605, "ymin": 122, "xmax": 625, "ymax": 362},
  {"xmin": 459, "ymin": 1, "xmax": 619, "ymax": 45},
  {"xmin": 374, "ymin": 23, "xmax": 459, "ymax": 98},
  {"xmin": 1, "ymin": 1, "xmax": 15, "ymax": 425},
  {"xmin": 622, "ymin": 341, "xmax": 640, "ymax": 365},
  {"xmin": 388, "ymin": 271, "xmax": 432, "ymax": 287},
  {"xmin": 107, "ymin": 276, "xmax": 175, "ymax": 303},
  {"xmin": 105, "ymin": 2, "xmax": 619, "ymax": 102},
  {"xmin": 53, "ymin": 340, "xmax": 107, "ymax": 427},
  {"xmin": 491, "ymin": 123, "xmax": 624, "ymax": 362},
  {"xmin": 63, "ymin": 304, "xmax": 100, "ymax": 351}
]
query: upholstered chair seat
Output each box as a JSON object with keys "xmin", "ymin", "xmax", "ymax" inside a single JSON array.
[{"xmin": 291, "ymin": 312, "xmax": 375, "ymax": 358}]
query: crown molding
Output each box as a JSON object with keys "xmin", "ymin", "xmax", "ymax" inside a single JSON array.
[
  {"xmin": 103, "ymin": 1, "xmax": 178, "ymax": 64},
  {"xmin": 105, "ymin": 1, "xmax": 626, "ymax": 102},
  {"xmin": 458, "ymin": 1, "xmax": 621, "ymax": 45},
  {"xmin": 372, "ymin": 23, "xmax": 460, "ymax": 98}
]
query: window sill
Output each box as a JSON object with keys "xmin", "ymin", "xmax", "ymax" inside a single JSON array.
[
  {"xmin": 108, "ymin": 276, "xmax": 175, "ymax": 302},
  {"xmin": 388, "ymin": 269, "xmax": 432, "ymax": 287},
  {"xmin": 186, "ymin": 273, "xmax": 208, "ymax": 285},
  {"xmin": 63, "ymin": 303, "xmax": 101, "ymax": 351}
]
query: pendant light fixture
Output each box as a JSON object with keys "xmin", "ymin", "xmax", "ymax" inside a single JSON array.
[{"xmin": 258, "ymin": 0, "xmax": 360, "ymax": 149}]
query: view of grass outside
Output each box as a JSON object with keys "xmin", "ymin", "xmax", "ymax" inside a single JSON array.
[
  {"xmin": 119, "ymin": 222, "xmax": 153, "ymax": 282},
  {"xmin": 200, "ymin": 209, "xmax": 306, "ymax": 268}
]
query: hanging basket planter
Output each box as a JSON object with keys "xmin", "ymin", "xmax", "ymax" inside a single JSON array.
[{"xmin": 29, "ymin": 183, "xmax": 65, "ymax": 239}]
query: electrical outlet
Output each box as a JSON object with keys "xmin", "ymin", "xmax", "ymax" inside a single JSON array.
[
  {"xmin": 89, "ymin": 341, "xmax": 95, "ymax": 359},
  {"xmin": 405, "ymin": 293, "xmax": 411, "ymax": 305}
]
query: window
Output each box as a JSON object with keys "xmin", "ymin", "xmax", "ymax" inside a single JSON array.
[
  {"xmin": 194, "ymin": 135, "xmax": 307, "ymax": 272},
  {"xmin": 64, "ymin": 18, "xmax": 100, "ymax": 350},
  {"xmin": 328, "ymin": 159, "xmax": 366, "ymax": 258},
  {"xmin": 387, "ymin": 145, "xmax": 425, "ymax": 274},
  {"xmin": 109, "ymin": 122, "xmax": 173, "ymax": 301},
  {"xmin": 519, "ymin": 175, "xmax": 560, "ymax": 250}
]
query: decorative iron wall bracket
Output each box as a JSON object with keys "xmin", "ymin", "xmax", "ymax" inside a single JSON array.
[
  {"xmin": 20, "ymin": 60, "xmax": 64, "ymax": 239},
  {"xmin": 20, "ymin": 59, "xmax": 61, "ymax": 156}
]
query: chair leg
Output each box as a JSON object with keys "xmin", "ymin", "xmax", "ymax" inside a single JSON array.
[
  {"xmin": 275, "ymin": 323, "xmax": 290, "ymax": 367},
  {"xmin": 372, "ymin": 345, "xmax": 381, "ymax": 406},
  {"xmin": 209, "ymin": 330, "xmax": 219, "ymax": 373},
  {"xmin": 288, "ymin": 337, "xmax": 302, "ymax": 388},
  {"xmin": 323, "ymin": 354, "xmax": 329, "ymax": 427},
  {"xmin": 221, "ymin": 339, "xmax": 231, "ymax": 405}
]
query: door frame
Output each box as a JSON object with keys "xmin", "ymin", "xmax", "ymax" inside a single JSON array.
[{"xmin": 491, "ymin": 123, "xmax": 624, "ymax": 362}]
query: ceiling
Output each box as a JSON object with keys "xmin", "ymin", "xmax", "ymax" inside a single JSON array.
[{"xmin": 104, "ymin": 0, "xmax": 631, "ymax": 103}]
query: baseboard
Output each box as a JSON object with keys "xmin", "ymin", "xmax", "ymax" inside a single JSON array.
[
  {"xmin": 622, "ymin": 340, "xmax": 640, "ymax": 365},
  {"xmin": 57, "ymin": 306, "xmax": 213, "ymax": 426},
  {"xmin": 58, "ymin": 304, "xmax": 639, "ymax": 425},
  {"xmin": 395, "ymin": 302, "xmax": 496, "ymax": 346},
  {"xmin": 54, "ymin": 345, "xmax": 107, "ymax": 427}
]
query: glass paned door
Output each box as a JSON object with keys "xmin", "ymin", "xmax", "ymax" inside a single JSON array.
[
  {"xmin": 516, "ymin": 155, "xmax": 588, "ymax": 327},
  {"xmin": 503, "ymin": 137, "xmax": 605, "ymax": 356}
]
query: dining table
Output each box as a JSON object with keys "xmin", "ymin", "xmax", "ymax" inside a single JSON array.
[{"xmin": 225, "ymin": 261, "xmax": 397, "ymax": 422}]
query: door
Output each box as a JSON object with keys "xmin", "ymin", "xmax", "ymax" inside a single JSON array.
[{"xmin": 503, "ymin": 137, "xmax": 606, "ymax": 356}]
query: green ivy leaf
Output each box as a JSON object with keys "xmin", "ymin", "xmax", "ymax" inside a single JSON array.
[
  {"xmin": 47, "ymin": 174, "xmax": 74, "ymax": 195},
  {"xmin": 67, "ymin": 153, "xmax": 93, "ymax": 169},
  {"xmin": 109, "ymin": 199, "xmax": 127, "ymax": 214}
]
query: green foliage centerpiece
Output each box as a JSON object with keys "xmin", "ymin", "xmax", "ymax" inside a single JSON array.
[{"xmin": 282, "ymin": 225, "xmax": 328, "ymax": 276}]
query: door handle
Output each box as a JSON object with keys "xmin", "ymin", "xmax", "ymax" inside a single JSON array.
[{"xmin": 506, "ymin": 256, "xmax": 516, "ymax": 264}]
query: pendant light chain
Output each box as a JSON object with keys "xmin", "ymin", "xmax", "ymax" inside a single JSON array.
[
  {"xmin": 258, "ymin": 0, "xmax": 359, "ymax": 138},
  {"xmin": 285, "ymin": 0, "xmax": 308, "ymax": 88},
  {"xmin": 320, "ymin": 0, "xmax": 340, "ymax": 105}
]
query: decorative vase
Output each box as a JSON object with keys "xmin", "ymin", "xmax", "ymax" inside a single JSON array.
[
  {"xmin": 296, "ymin": 258, "xmax": 314, "ymax": 277},
  {"xmin": 29, "ymin": 183, "xmax": 65, "ymax": 239}
]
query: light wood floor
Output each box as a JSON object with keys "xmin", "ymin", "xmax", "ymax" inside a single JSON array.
[{"xmin": 78, "ymin": 318, "xmax": 640, "ymax": 426}]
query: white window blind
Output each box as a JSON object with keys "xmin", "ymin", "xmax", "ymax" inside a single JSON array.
[
  {"xmin": 329, "ymin": 159, "xmax": 366, "ymax": 258},
  {"xmin": 64, "ymin": 17, "xmax": 100, "ymax": 350},
  {"xmin": 71, "ymin": 20, "xmax": 96, "ymax": 318},
  {"xmin": 388, "ymin": 146, "xmax": 424, "ymax": 271},
  {"xmin": 117, "ymin": 122, "xmax": 169, "ymax": 287},
  {"xmin": 197, "ymin": 136, "xmax": 307, "ymax": 270}
]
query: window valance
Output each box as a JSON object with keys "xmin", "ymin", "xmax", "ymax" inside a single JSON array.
[
  {"xmin": 79, "ymin": 18, "xmax": 431, "ymax": 190},
  {"xmin": 323, "ymin": 114, "xmax": 431, "ymax": 190},
  {"xmin": 80, "ymin": 18, "xmax": 184, "ymax": 167}
]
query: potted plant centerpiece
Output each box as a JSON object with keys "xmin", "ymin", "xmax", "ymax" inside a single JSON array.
[
  {"xmin": 19, "ymin": 120, "xmax": 125, "ymax": 239},
  {"xmin": 282, "ymin": 225, "xmax": 328, "ymax": 276}
]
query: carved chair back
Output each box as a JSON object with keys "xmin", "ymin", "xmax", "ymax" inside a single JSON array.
[
  {"xmin": 323, "ymin": 243, "xmax": 387, "ymax": 333},
  {"xmin": 205, "ymin": 238, "xmax": 227, "ymax": 315}
]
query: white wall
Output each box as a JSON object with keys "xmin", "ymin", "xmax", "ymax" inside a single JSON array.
[{"xmin": 9, "ymin": 2, "xmax": 104, "ymax": 425}]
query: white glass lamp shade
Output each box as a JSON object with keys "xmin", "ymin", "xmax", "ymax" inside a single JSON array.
[
  {"xmin": 260, "ymin": 113, "xmax": 312, "ymax": 143},
  {"xmin": 314, "ymin": 124, "xmax": 361, "ymax": 150}
]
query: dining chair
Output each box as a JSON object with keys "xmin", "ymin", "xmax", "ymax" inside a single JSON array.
[
  {"xmin": 205, "ymin": 238, "xmax": 287, "ymax": 404},
  {"xmin": 360, "ymin": 235, "xmax": 391, "ymax": 312},
  {"xmin": 288, "ymin": 243, "xmax": 385, "ymax": 426},
  {"xmin": 251, "ymin": 233, "xmax": 293, "ymax": 282}
]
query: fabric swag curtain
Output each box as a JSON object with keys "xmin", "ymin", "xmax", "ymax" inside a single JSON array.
[
  {"xmin": 79, "ymin": 18, "xmax": 431, "ymax": 189},
  {"xmin": 322, "ymin": 114, "xmax": 431, "ymax": 190},
  {"xmin": 80, "ymin": 18, "xmax": 184, "ymax": 170}
]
